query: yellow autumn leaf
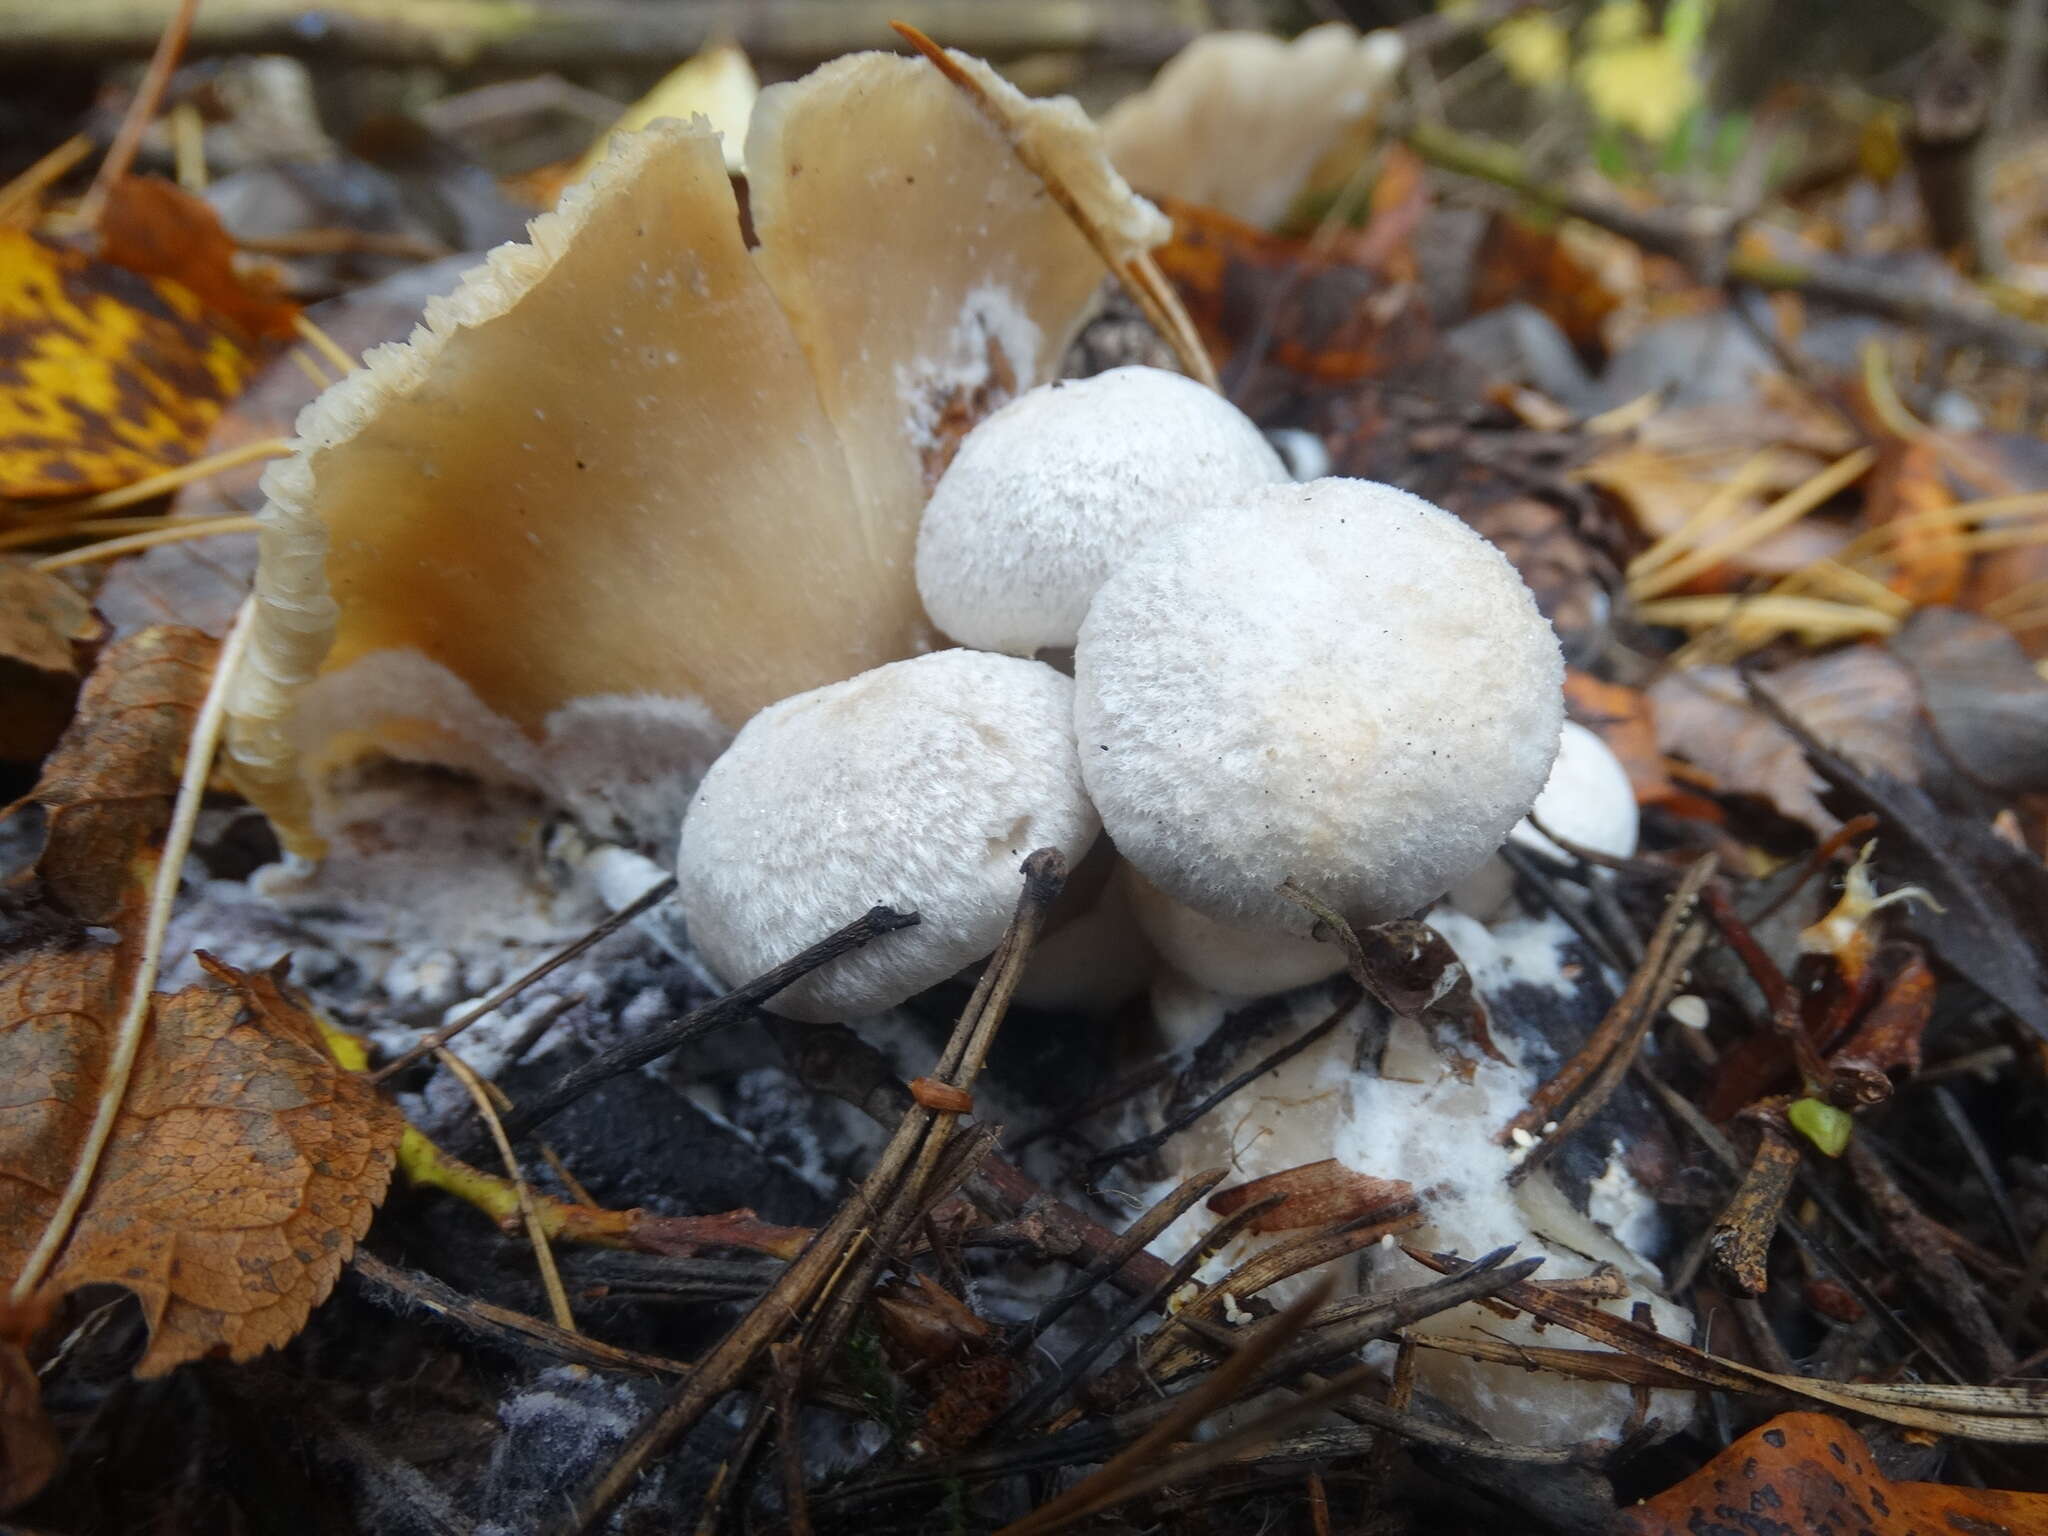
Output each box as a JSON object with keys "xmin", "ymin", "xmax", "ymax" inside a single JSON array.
[
  {"xmin": 1575, "ymin": 0, "xmax": 1704, "ymax": 143},
  {"xmin": 576, "ymin": 42, "xmax": 759, "ymax": 180},
  {"xmin": 0, "ymin": 229, "xmax": 259, "ymax": 499}
]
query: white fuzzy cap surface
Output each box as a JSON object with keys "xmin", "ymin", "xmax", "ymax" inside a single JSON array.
[
  {"xmin": 1075, "ymin": 478, "xmax": 1564, "ymax": 933},
  {"xmin": 676, "ymin": 650, "xmax": 1099, "ymax": 1021},
  {"xmin": 915, "ymin": 367, "xmax": 1287, "ymax": 655}
]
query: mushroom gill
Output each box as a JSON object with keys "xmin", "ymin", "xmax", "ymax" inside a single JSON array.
[{"xmin": 225, "ymin": 49, "xmax": 1168, "ymax": 858}]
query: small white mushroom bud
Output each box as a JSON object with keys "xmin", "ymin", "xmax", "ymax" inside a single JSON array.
[
  {"xmin": 1449, "ymin": 720, "xmax": 1641, "ymax": 920},
  {"xmin": 1075, "ymin": 478, "xmax": 1564, "ymax": 934},
  {"xmin": 915, "ymin": 366, "xmax": 1287, "ymax": 656},
  {"xmin": 675, "ymin": 650, "xmax": 1099, "ymax": 1021}
]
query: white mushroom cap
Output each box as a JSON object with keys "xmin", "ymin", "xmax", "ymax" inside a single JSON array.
[
  {"xmin": 915, "ymin": 367, "xmax": 1287, "ymax": 656},
  {"xmin": 1512, "ymin": 719, "xmax": 1638, "ymax": 863},
  {"xmin": 1448, "ymin": 721, "xmax": 1640, "ymax": 920},
  {"xmin": 1075, "ymin": 478, "xmax": 1564, "ymax": 934},
  {"xmin": 1124, "ymin": 866, "xmax": 1345, "ymax": 998},
  {"xmin": 675, "ymin": 650, "xmax": 1099, "ymax": 1021}
]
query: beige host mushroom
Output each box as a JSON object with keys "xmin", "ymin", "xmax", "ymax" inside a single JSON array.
[
  {"xmin": 675, "ymin": 651, "xmax": 1098, "ymax": 1021},
  {"xmin": 225, "ymin": 50, "xmax": 1168, "ymax": 858},
  {"xmin": 1101, "ymin": 22, "xmax": 1406, "ymax": 229},
  {"xmin": 1075, "ymin": 477, "xmax": 1566, "ymax": 937}
]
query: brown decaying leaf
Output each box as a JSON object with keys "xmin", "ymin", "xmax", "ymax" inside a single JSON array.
[
  {"xmin": 98, "ymin": 176, "xmax": 300, "ymax": 343},
  {"xmin": 1618, "ymin": 1411, "xmax": 2048, "ymax": 1536},
  {"xmin": 1892, "ymin": 605, "xmax": 2048, "ymax": 796},
  {"xmin": 0, "ymin": 949, "xmax": 401, "ymax": 1377},
  {"xmin": 1206, "ymin": 1159, "xmax": 1415, "ymax": 1236},
  {"xmin": 25, "ymin": 626, "xmax": 216, "ymax": 925},
  {"xmin": 0, "ymin": 1336, "xmax": 60, "ymax": 1510},
  {"xmin": 1466, "ymin": 211, "xmax": 1623, "ymax": 360},
  {"xmin": 0, "ymin": 230, "xmax": 260, "ymax": 499},
  {"xmin": 1650, "ymin": 651, "xmax": 1922, "ymax": 834},
  {"xmin": 1150, "ymin": 192, "xmax": 1434, "ymax": 385},
  {"xmin": 0, "ymin": 557, "xmax": 101, "ymax": 762}
]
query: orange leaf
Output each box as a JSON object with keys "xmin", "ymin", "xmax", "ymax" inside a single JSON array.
[
  {"xmin": 1620, "ymin": 1411, "xmax": 2048, "ymax": 1535},
  {"xmin": 0, "ymin": 949, "xmax": 402, "ymax": 1377},
  {"xmin": 0, "ymin": 229, "xmax": 260, "ymax": 498},
  {"xmin": 98, "ymin": 175, "xmax": 300, "ymax": 342},
  {"xmin": 1151, "ymin": 194, "xmax": 1433, "ymax": 384},
  {"xmin": 1863, "ymin": 430, "xmax": 1965, "ymax": 605},
  {"xmin": 0, "ymin": 556, "xmax": 101, "ymax": 762},
  {"xmin": 1468, "ymin": 212, "xmax": 1622, "ymax": 359}
]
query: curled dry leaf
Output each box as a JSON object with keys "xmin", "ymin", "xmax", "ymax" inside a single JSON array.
[
  {"xmin": 1861, "ymin": 428, "xmax": 1966, "ymax": 605},
  {"xmin": 1618, "ymin": 1411, "xmax": 2048, "ymax": 1536},
  {"xmin": 0, "ymin": 949, "xmax": 402, "ymax": 1378},
  {"xmin": 0, "ymin": 230, "xmax": 260, "ymax": 498},
  {"xmin": 1649, "ymin": 651, "xmax": 1922, "ymax": 835},
  {"xmin": 0, "ymin": 557, "xmax": 101, "ymax": 763},
  {"xmin": 1206, "ymin": 1159, "xmax": 1416, "ymax": 1235},
  {"xmin": 25, "ymin": 626, "xmax": 216, "ymax": 926},
  {"xmin": 98, "ymin": 176, "xmax": 300, "ymax": 343}
]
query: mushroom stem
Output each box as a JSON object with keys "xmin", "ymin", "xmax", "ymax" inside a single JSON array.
[{"xmin": 892, "ymin": 20, "xmax": 1218, "ymax": 390}]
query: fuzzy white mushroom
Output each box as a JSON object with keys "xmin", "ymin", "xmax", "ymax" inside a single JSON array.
[
  {"xmin": 1075, "ymin": 478, "xmax": 1565, "ymax": 935},
  {"xmin": 675, "ymin": 651, "xmax": 1099, "ymax": 1022},
  {"xmin": 915, "ymin": 367, "xmax": 1286, "ymax": 656},
  {"xmin": 1449, "ymin": 720, "xmax": 1641, "ymax": 920}
]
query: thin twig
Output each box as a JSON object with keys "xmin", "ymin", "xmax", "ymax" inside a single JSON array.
[
  {"xmin": 484, "ymin": 903, "xmax": 916, "ymax": 1144},
  {"xmin": 437, "ymin": 1049, "xmax": 576, "ymax": 1333},
  {"xmin": 1005, "ymin": 1166, "xmax": 1228, "ymax": 1360},
  {"xmin": 1502, "ymin": 856, "xmax": 1714, "ymax": 1177},
  {"xmin": 371, "ymin": 877, "xmax": 676, "ymax": 1083},
  {"xmin": 554, "ymin": 857, "xmax": 1058, "ymax": 1536},
  {"xmin": 78, "ymin": 0, "xmax": 202, "ymax": 227}
]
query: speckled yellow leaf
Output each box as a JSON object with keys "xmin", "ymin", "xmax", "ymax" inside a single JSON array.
[{"xmin": 0, "ymin": 229, "xmax": 258, "ymax": 499}]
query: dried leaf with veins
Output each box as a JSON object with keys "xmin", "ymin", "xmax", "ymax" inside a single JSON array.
[
  {"xmin": 1619, "ymin": 1412, "xmax": 2048, "ymax": 1536},
  {"xmin": 0, "ymin": 949, "xmax": 400, "ymax": 1376},
  {"xmin": 1650, "ymin": 651, "xmax": 1922, "ymax": 835},
  {"xmin": 24, "ymin": 626, "xmax": 214, "ymax": 925}
]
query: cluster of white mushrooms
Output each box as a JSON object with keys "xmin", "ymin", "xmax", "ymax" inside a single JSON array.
[{"xmin": 673, "ymin": 365, "xmax": 1611, "ymax": 1020}]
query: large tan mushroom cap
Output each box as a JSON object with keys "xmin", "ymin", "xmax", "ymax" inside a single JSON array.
[{"xmin": 226, "ymin": 50, "xmax": 1166, "ymax": 858}]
